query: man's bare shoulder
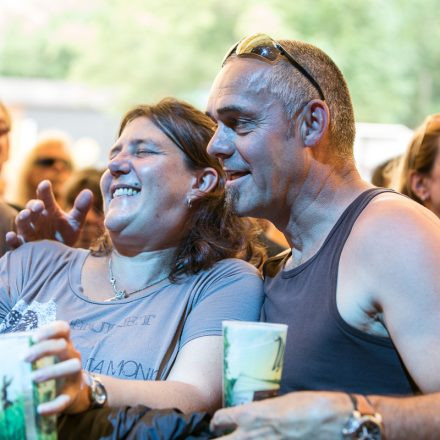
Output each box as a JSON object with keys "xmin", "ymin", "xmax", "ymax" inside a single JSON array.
[
  {"xmin": 342, "ymin": 191, "xmax": 440, "ymax": 303},
  {"xmin": 351, "ymin": 192, "xmax": 440, "ymax": 250}
]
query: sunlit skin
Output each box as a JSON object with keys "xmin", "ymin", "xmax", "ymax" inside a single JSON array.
[
  {"xmin": 206, "ymin": 59, "xmax": 304, "ymax": 227},
  {"xmin": 100, "ymin": 116, "xmax": 212, "ymax": 254}
]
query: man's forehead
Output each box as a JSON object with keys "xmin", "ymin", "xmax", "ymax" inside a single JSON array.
[{"xmin": 208, "ymin": 58, "xmax": 271, "ymax": 110}]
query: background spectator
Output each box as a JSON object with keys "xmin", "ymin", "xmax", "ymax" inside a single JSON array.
[{"xmin": 17, "ymin": 133, "xmax": 74, "ymax": 207}]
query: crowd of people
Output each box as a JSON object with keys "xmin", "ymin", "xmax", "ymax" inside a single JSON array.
[{"xmin": 1, "ymin": 32, "xmax": 440, "ymax": 439}]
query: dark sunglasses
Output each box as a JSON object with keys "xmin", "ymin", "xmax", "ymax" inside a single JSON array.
[
  {"xmin": 34, "ymin": 157, "xmax": 72, "ymax": 169},
  {"xmin": 222, "ymin": 33, "xmax": 325, "ymax": 101}
]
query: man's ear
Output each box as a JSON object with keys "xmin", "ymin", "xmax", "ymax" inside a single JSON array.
[
  {"xmin": 299, "ymin": 100, "xmax": 330, "ymax": 147},
  {"xmin": 409, "ymin": 171, "xmax": 431, "ymax": 203},
  {"xmin": 189, "ymin": 167, "xmax": 218, "ymax": 200}
]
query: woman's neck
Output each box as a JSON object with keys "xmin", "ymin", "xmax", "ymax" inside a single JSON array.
[{"xmin": 109, "ymin": 247, "xmax": 176, "ymax": 292}]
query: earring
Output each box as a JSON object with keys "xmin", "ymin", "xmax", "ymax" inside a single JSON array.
[{"xmin": 186, "ymin": 195, "xmax": 193, "ymax": 208}]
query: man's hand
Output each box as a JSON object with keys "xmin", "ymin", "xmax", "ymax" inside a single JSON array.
[
  {"xmin": 6, "ymin": 180, "xmax": 93, "ymax": 248},
  {"xmin": 210, "ymin": 391, "xmax": 352, "ymax": 439}
]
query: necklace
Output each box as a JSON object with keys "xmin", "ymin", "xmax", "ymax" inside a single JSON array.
[{"xmin": 106, "ymin": 257, "xmax": 169, "ymax": 302}]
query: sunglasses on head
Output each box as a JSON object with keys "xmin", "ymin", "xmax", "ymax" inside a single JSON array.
[
  {"xmin": 222, "ymin": 33, "xmax": 325, "ymax": 101},
  {"xmin": 409, "ymin": 114, "xmax": 440, "ymax": 169},
  {"xmin": 34, "ymin": 157, "xmax": 72, "ymax": 169}
]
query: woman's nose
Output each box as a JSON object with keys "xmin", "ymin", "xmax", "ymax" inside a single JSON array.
[{"xmin": 108, "ymin": 153, "xmax": 131, "ymax": 176}]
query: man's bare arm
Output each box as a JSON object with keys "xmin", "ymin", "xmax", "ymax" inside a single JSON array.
[{"xmin": 370, "ymin": 393, "xmax": 440, "ymax": 440}]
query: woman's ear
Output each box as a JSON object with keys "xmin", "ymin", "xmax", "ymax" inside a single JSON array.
[
  {"xmin": 190, "ymin": 167, "xmax": 218, "ymax": 200},
  {"xmin": 299, "ymin": 100, "xmax": 330, "ymax": 147},
  {"xmin": 409, "ymin": 171, "xmax": 431, "ymax": 203}
]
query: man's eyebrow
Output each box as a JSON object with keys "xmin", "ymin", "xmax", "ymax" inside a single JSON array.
[{"xmin": 217, "ymin": 105, "xmax": 247, "ymax": 115}]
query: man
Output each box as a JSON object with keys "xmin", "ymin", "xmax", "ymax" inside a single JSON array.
[
  {"xmin": 204, "ymin": 34, "xmax": 440, "ymax": 439},
  {"xmin": 0, "ymin": 101, "xmax": 19, "ymax": 256},
  {"xmin": 6, "ymin": 35, "xmax": 440, "ymax": 438}
]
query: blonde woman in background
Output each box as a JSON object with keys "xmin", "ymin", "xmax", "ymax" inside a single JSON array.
[
  {"xmin": 395, "ymin": 114, "xmax": 440, "ymax": 218},
  {"xmin": 17, "ymin": 134, "xmax": 74, "ymax": 207}
]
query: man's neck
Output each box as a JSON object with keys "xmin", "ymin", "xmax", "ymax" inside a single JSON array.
[{"xmin": 279, "ymin": 164, "xmax": 372, "ymax": 269}]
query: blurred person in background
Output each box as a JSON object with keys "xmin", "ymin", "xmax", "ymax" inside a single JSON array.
[
  {"xmin": 371, "ymin": 155, "xmax": 401, "ymax": 188},
  {"xmin": 17, "ymin": 133, "xmax": 74, "ymax": 207},
  {"xmin": 0, "ymin": 101, "xmax": 18, "ymax": 256},
  {"xmin": 395, "ymin": 114, "xmax": 440, "ymax": 218},
  {"xmin": 0, "ymin": 98, "xmax": 264, "ymax": 417},
  {"xmin": 61, "ymin": 168, "xmax": 105, "ymax": 249}
]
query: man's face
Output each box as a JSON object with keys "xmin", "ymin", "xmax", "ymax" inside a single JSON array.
[{"xmin": 206, "ymin": 58, "xmax": 304, "ymax": 222}]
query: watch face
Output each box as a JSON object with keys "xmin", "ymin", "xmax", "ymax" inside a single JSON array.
[
  {"xmin": 92, "ymin": 381, "xmax": 107, "ymax": 407},
  {"xmin": 356, "ymin": 419, "xmax": 381, "ymax": 440},
  {"xmin": 343, "ymin": 414, "xmax": 382, "ymax": 440}
]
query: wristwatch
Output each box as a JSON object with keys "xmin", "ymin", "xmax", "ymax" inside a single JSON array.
[
  {"xmin": 342, "ymin": 393, "xmax": 383, "ymax": 440},
  {"xmin": 84, "ymin": 372, "xmax": 108, "ymax": 408}
]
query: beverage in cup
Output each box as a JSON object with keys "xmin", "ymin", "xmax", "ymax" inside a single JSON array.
[
  {"xmin": 222, "ymin": 321, "xmax": 288, "ymax": 407},
  {"xmin": 0, "ymin": 332, "xmax": 57, "ymax": 440}
]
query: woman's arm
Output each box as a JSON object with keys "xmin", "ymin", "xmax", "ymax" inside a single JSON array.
[
  {"xmin": 100, "ymin": 335, "xmax": 222, "ymax": 413},
  {"xmin": 27, "ymin": 321, "xmax": 223, "ymax": 415}
]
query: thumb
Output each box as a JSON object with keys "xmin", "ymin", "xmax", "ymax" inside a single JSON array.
[
  {"xmin": 69, "ymin": 189, "xmax": 93, "ymax": 225},
  {"xmin": 210, "ymin": 407, "xmax": 240, "ymax": 430}
]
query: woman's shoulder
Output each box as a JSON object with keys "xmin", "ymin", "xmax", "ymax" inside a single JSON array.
[
  {"xmin": 210, "ymin": 258, "xmax": 262, "ymax": 278},
  {"xmin": 5, "ymin": 240, "xmax": 88, "ymax": 265}
]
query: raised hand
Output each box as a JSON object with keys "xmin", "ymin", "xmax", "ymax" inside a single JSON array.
[{"xmin": 6, "ymin": 180, "xmax": 93, "ymax": 248}]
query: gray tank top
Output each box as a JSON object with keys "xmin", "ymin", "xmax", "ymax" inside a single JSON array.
[{"xmin": 262, "ymin": 188, "xmax": 417, "ymax": 395}]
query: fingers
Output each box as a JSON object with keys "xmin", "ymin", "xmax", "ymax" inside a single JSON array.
[
  {"xmin": 38, "ymin": 393, "xmax": 73, "ymax": 416},
  {"xmin": 70, "ymin": 189, "xmax": 93, "ymax": 226},
  {"xmin": 32, "ymin": 358, "xmax": 82, "ymax": 383},
  {"xmin": 5, "ymin": 231, "xmax": 25, "ymax": 249},
  {"xmin": 215, "ymin": 426, "xmax": 278, "ymax": 440},
  {"xmin": 32, "ymin": 320, "xmax": 71, "ymax": 343},
  {"xmin": 36, "ymin": 180, "xmax": 59, "ymax": 212},
  {"xmin": 15, "ymin": 204, "xmax": 49, "ymax": 240},
  {"xmin": 211, "ymin": 407, "xmax": 242, "ymax": 431},
  {"xmin": 25, "ymin": 338, "xmax": 68, "ymax": 362}
]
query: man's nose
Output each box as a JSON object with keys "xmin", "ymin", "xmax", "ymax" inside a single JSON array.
[{"xmin": 207, "ymin": 129, "xmax": 234, "ymax": 160}]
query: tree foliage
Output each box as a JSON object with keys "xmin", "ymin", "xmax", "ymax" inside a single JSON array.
[{"xmin": 0, "ymin": 0, "xmax": 438, "ymax": 126}]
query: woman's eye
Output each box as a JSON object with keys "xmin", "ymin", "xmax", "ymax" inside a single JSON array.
[{"xmin": 136, "ymin": 148, "xmax": 154, "ymax": 156}]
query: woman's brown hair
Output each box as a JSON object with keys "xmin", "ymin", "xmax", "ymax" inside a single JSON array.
[
  {"xmin": 91, "ymin": 97, "xmax": 265, "ymax": 280},
  {"xmin": 396, "ymin": 114, "xmax": 440, "ymax": 204}
]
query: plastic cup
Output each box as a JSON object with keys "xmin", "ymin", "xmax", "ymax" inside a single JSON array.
[
  {"xmin": 0, "ymin": 332, "xmax": 57, "ymax": 440},
  {"xmin": 222, "ymin": 321, "xmax": 288, "ymax": 407}
]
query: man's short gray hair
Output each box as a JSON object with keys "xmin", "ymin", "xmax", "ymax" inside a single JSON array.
[{"xmin": 231, "ymin": 40, "xmax": 356, "ymax": 158}]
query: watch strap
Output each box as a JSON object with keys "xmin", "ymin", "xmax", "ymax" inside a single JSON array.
[{"xmin": 348, "ymin": 393, "xmax": 376, "ymax": 416}]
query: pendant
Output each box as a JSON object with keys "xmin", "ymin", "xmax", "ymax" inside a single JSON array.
[{"xmin": 114, "ymin": 289, "xmax": 127, "ymax": 300}]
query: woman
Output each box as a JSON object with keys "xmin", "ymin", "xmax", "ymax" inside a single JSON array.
[
  {"xmin": 395, "ymin": 114, "xmax": 440, "ymax": 217},
  {"xmin": 0, "ymin": 98, "xmax": 264, "ymax": 416}
]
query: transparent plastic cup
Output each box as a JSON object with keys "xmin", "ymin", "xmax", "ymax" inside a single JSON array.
[
  {"xmin": 0, "ymin": 332, "xmax": 57, "ymax": 440},
  {"xmin": 222, "ymin": 321, "xmax": 288, "ymax": 407}
]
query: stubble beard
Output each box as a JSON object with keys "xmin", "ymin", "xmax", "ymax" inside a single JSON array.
[{"xmin": 224, "ymin": 185, "xmax": 241, "ymax": 216}]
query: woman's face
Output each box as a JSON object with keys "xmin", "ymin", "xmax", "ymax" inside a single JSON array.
[{"xmin": 100, "ymin": 116, "xmax": 203, "ymax": 251}]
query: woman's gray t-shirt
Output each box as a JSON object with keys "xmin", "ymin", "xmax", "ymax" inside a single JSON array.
[{"xmin": 0, "ymin": 241, "xmax": 263, "ymax": 380}]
